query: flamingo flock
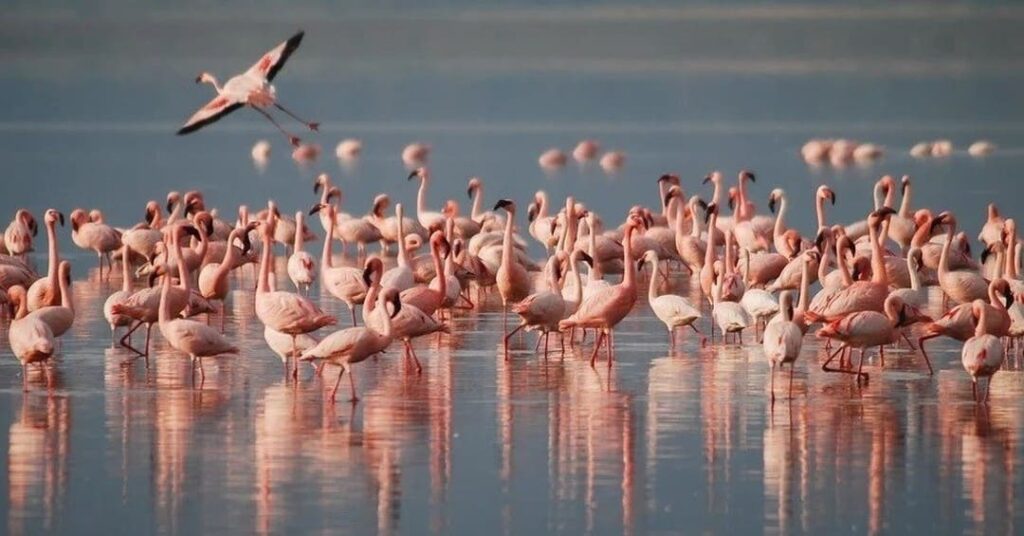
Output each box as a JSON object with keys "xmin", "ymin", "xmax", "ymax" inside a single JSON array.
[{"xmin": 2, "ymin": 168, "xmax": 1019, "ymax": 405}]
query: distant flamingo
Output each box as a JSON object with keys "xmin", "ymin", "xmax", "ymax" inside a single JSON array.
[{"xmin": 177, "ymin": 31, "xmax": 317, "ymax": 146}]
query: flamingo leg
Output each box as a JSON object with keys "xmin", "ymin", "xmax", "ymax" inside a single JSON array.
[
  {"xmin": 543, "ymin": 332, "xmax": 550, "ymax": 360},
  {"xmin": 589, "ymin": 331, "xmax": 606, "ymax": 368},
  {"xmin": 504, "ymin": 323, "xmax": 526, "ymax": 359},
  {"xmin": 331, "ymin": 367, "xmax": 345, "ymax": 402},
  {"xmin": 788, "ymin": 364, "xmax": 794, "ymax": 400},
  {"xmin": 855, "ymin": 349, "xmax": 869, "ymax": 383},
  {"xmin": 404, "ymin": 340, "xmax": 423, "ymax": 374},
  {"xmin": 606, "ymin": 329, "xmax": 614, "ymax": 368},
  {"xmin": 253, "ymin": 107, "xmax": 301, "ymax": 146},
  {"xmin": 22, "ymin": 364, "xmax": 28, "ymax": 392},
  {"xmin": 291, "ymin": 335, "xmax": 299, "ymax": 380},
  {"xmin": 822, "ymin": 343, "xmax": 856, "ymax": 375},
  {"xmin": 917, "ymin": 334, "xmax": 937, "ymax": 375},
  {"xmin": 972, "ymin": 379, "xmax": 978, "ymax": 402},
  {"xmin": 119, "ymin": 320, "xmax": 144, "ymax": 356},
  {"xmin": 348, "ymin": 367, "xmax": 360, "ymax": 402},
  {"xmin": 274, "ymin": 102, "xmax": 319, "ymax": 131},
  {"xmin": 769, "ymin": 362, "xmax": 776, "ymax": 404}
]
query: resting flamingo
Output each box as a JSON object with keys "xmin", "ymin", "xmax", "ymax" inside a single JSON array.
[
  {"xmin": 69, "ymin": 208, "xmax": 122, "ymax": 277},
  {"xmin": 29, "ymin": 261, "xmax": 75, "ymax": 339},
  {"xmin": 177, "ymin": 31, "xmax": 317, "ymax": 146},
  {"xmin": 3, "ymin": 210, "xmax": 36, "ymax": 257}
]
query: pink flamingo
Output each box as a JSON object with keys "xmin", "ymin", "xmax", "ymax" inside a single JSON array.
[
  {"xmin": 505, "ymin": 255, "xmax": 566, "ymax": 359},
  {"xmin": 255, "ymin": 216, "xmax": 336, "ymax": 378},
  {"xmin": 961, "ymin": 299, "xmax": 1005, "ymax": 403},
  {"xmin": 26, "ymin": 209, "xmax": 64, "ymax": 312},
  {"xmin": 399, "ymin": 231, "xmax": 450, "ymax": 317},
  {"xmin": 559, "ymin": 215, "xmax": 642, "ymax": 367},
  {"xmin": 157, "ymin": 256, "xmax": 238, "ymax": 387},
  {"xmin": 3, "ymin": 210, "xmax": 36, "ymax": 257},
  {"xmin": 919, "ymin": 279, "xmax": 1012, "ymax": 373},
  {"xmin": 762, "ymin": 291, "xmax": 802, "ymax": 402},
  {"xmin": 177, "ymin": 31, "xmax": 317, "ymax": 146},
  {"xmin": 286, "ymin": 211, "xmax": 316, "ymax": 293},
  {"xmin": 934, "ymin": 212, "xmax": 988, "ymax": 305},
  {"xmin": 198, "ymin": 224, "xmax": 256, "ymax": 330},
  {"xmin": 104, "ymin": 242, "xmax": 135, "ymax": 339},
  {"xmin": 817, "ymin": 295, "xmax": 920, "ymax": 381},
  {"xmin": 310, "ymin": 203, "xmax": 367, "ymax": 326},
  {"xmin": 69, "ymin": 209, "xmax": 122, "ymax": 277},
  {"xmin": 494, "ymin": 200, "xmax": 533, "ymax": 329},
  {"xmin": 6, "ymin": 285, "xmax": 55, "ymax": 391}
]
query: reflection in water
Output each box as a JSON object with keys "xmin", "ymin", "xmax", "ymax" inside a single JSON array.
[{"xmin": 7, "ymin": 393, "xmax": 70, "ymax": 535}]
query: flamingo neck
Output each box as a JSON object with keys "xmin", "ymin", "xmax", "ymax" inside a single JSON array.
[
  {"xmin": 363, "ymin": 278, "xmax": 380, "ymax": 319},
  {"xmin": 1009, "ymin": 238, "xmax": 1020, "ymax": 279},
  {"xmin": 45, "ymin": 221, "xmax": 59, "ymax": 283},
  {"xmin": 908, "ymin": 255, "xmax": 921, "ymax": 291},
  {"xmin": 432, "ymin": 242, "xmax": 446, "ymax": 298},
  {"xmin": 158, "ymin": 268, "xmax": 173, "ymax": 325},
  {"xmin": 837, "ymin": 242, "xmax": 853, "ymax": 287},
  {"xmin": 416, "ymin": 176, "xmax": 430, "ymax": 222},
  {"xmin": 938, "ymin": 227, "xmax": 954, "ymax": 276},
  {"xmin": 898, "ymin": 183, "xmax": 912, "ymax": 218},
  {"xmin": 217, "ymin": 230, "xmax": 243, "ymax": 281},
  {"xmin": 988, "ymin": 284, "xmax": 1005, "ymax": 311},
  {"xmin": 569, "ymin": 254, "xmax": 583, "ymax": 304},
  {"xmin": 536, "ymin": 193, "xmax": 549, "ymax": 219},
  {"xmin": 703, "ymin": 214, "xmax": 717, "ymax": 268},
  {"xmin": 689, "ymin": 202, "xmax": 702, "ymax": 238},
  {"xmin": 815, "ymin": 195, "xmax": 827, "ymax": 231},
  {"xmin": 773, "ymin": 194, "xmax": 787, "ymax": 239},
  {"xmin": 868, "ymin": 218, "xmax": 887, "ymax": 285},
  {"xmin": 871, "ymin": 182, "xmax": 884, "ymax": 211},
  {"xmin": 257, "ymin": 228, "xmax": 272, "ymax": 293},
  {"xmin": 173, "ymin": 232, "xmax": 193, "ymax": 293},
  {"xmin": 294, "ymin": 213, "xmax": 305, "ymax": 252},
  {"xmin": 501, "ymin": 208, "xmax": 515, "ymax": 271},
  {"xmin": 59, "ymin": 268, "xmax": 72, "ymax": 311},
  {"xmin": 471, "ymin": 188, "xmax": 484, "ymax": 222},
  {"xmin": 798, "ymin": 256, "xmax": 810, "ymax": 311},
  {"xmin": 121, "ymin": 244, "xmax": 131, "ymax": 292},
  {"xmin": 622, "ymin": 225, "xmax": 637, "ymax": 291},
  {"xmin": 587, "ymin": 219, "xmax": 602, "ymax": 280},
  {"xmin": 647, "ymin": 254, "xmax": 660, "ymax": 302},
  {"xmin": 724, "ymin": 231, "xmax": 735, "ymax": 276},
  {"xmin": 203, "ymin": 75, "xmax": 223, "ymax": 94},
  {"xmin": 975, "ymin": 305, "xmax": 989, "ymax": 337},
  {"xmin": 396, "ymin": 208, "xmax": 409, "ymax": 268},
  {"xmin": 14, "ymin": 291, "xmax": 28, "ymax": 320},
  {"xmin": 321, "ymin": 208, "xmax": 335, "ymax": 270}
]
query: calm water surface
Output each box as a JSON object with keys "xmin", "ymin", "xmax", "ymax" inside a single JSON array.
[{"xmin": 2, "ymin": 3, "xmax": 1024, "ymax": 534}]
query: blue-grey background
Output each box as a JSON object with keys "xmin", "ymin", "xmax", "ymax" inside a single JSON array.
[{"xmin": 1, "ymin": 2, "xmax": 1023, "ymax": 534}]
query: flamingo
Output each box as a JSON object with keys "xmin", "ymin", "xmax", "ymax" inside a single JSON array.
[
  {"xmin": 934, "ymin": 212, "xmax": 988, "ymax": 305},
  {"xmin": 198, "ymin": 224, "xmax": 255, "ymax": 330},
  {"xmin": 961, "ymin": 299, "xmax": 1005, "ymax": 403},
  {"xmin": 29, "ymin": 261, "xmax": 74, "ymax": 339},
  {"xmin": 408, "ymin": 167, "xmax": 446, "ymax": 232},
  {"xmin": 400, "ymin": 231, "xmax": 450, "ymax": 317},
  {"xmin": 639, "ymin": 250, "xmax": 702, "ymax": 346},
  {"xmin": 104, "ymin": 242, "xmax": 135, "ymax": 339},
  {"xmin": 255, "ymin": 216, "xmax": 336, "ymax": 378},
  {"xmin": 6, "ymin": 285, "xmax": 55, "ymax": 391},
  {"xmin": 121, "ymin": 201, "xmax": 165, "ymax": 261},
  {"xmin": 762, "ymin": 291, "xmax": 802, "ymax": 402},
  {"xmin": 559, "ymin": 215, "xmax": 642, "ymax": 367},
  {"xmin": 310, "ymin": 203, "xmax": 366, "ymax": 325},
  {"xmin": 177, "ymin": 31, "xmax": 317, "ymax": 146},
  {"xmin": 817, "ymin": 295, "xmax": 919, "ymax": 381},
  {"xmin": 494, "ymin": 200, "xmax": 533, "ymax": 329},
  {"xmin": 286, "ymin": 211, "xmax": 316, "ymax": 293},
  {"xmin": 329, "ymin": 187, "xmax": 383, "ymax": 257},
  {"xmin": 380, "ymin": 203, "xmax": 417, "ymax": 292},
  {"xmin": 26, "ymin": 209, "xmax": 64, "ymax": 312},
  {"xmin": 69, "ymin": 208, "xmax": 122, "ymax": 277},
  {"xmin": 365, "ymin": 260, "xmax": 447, "ymax": 374},
  {"xmin": 3, "ymin": 210, "xmax": 36, "ymax": 257},
  {"xmin": 889, "ymin": 176, "xmax": 917, "ymax": 252},
  {"xmin": 156, "ymin": 255, "xmax": 238, "ymax": 387},
  {"xmin": 300, "ymin": 285, "xmax": 400, "ymax": 403},
  {"xmin": 918, "ymin": 279, "xmax": 1012, "ymax": 373},
  {"xmin": 711, "ymin": 266, "xmax": 752, "ymax": 345},
  {"xmin": 505, "ymin": 255, "xmax": 566, "ymax": 359},
  {"xmin": 978, "ymin": 203, "xmax": 1004, "ymax": 248}
]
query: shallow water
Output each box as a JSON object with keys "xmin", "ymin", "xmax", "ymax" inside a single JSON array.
[{"xmin": 2, "ymin": 3, "xmax": 1024, "ymax": 534}]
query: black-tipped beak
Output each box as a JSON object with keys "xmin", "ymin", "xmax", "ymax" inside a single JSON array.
[
  {"xmin": 494, "ymin": 199, "xmax": 513, "ymax": 211},
  {"xmin": 28, "ymin": 217, "xmax": 38, "ymax": 236},
  {"xmin": 166, "ymin": 199, "xmax": 175, "ymax": 214},
  {"xmin": 981, "ymin": 244, "xmax": 994, "ymax": 265},
  {"xmin": 144, "ymin": 207, "xmax": 155, "ymax": 225},
  {"xmin": 636, "ymin": 258, "xmax": 645, "ymax": 271},
  {"xmin": 309, "ymin": 204, "xmax": 324, "ymax": 216},
  {"xmin": 148, "ymin": 272, "xmax": 159, "ymax": 287},
  {"xmin": 828, "ymin": 190, "xmax": 836, "ymax": 205},
  {"xmin": 183, "ymin": 225, "xmax": 201, "ymax": 240},
  {"xmin": 240, "ymin": 233, "xmax": 252, "ymax": 256},
  {"xmin": 71, "ymin": 219, "xmax": 80, "ymax": 233},
  {"xmin": 466, "ymin": 185, "xmax": 475, "ymax": 199},
  {"xmin": 742, "ymin": 170, "xmax": 755, "ymax": 182},
  {"xmin": 57, "ymin": 212, "xmax": 65, "ymax": 227},
  {"xmin": 727, "ymin": 196, "xmax": 736, "ymax": 211},
  {"xmin": 579, "ymin": 251, "xmax": 594, "ymax": 267},
  {"xmin": 873, "ymin": 207, "xmax": 897, "ymax": 219},
  {"xmin": 814, "ymin": 229, "xmax": 827, "ymax": 252},
  {"xmin": 702, "ymin": 175, "xmax": 712, "ymax": 185},
  {"xmin": 194, "ymin": 75, "xmax": 202, "ymax": 84},
  {"xmin": 440, "ymin": 237, "xmax": 452, "ymax": 259},
  {"xmin": 527, "ymin": 203, "xmax": 538, "ymax": 223},
  {"xmin": 407, "ymin": 170, "xmax": 419, "ymax": 181},
  {"xmin": 704, "ymin": 203, "xmax": 717, "ymax": 225},
  {"xmin": 768, "ymin": 196, "xmax": 777, "ymax": 214}
]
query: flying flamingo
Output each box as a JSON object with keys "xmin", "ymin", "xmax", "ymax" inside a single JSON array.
[
  {"xmin": 177, "ymin": 31, "xmax": 318, "ymax": 146},
  {"xmin": 255, "ymin": 216, "xmax": 336, "ymax": 378},
  {"xmin": 762, "ymin": 291, "xmax": 802, "ymax": 402},
  {"xmin": 962, "ymin": 299, "xmax": 1005, "ymax": 403}
]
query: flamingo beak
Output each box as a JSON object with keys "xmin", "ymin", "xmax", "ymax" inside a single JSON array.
[
  {"xmin": 313, "ymin": 181, "xmax": 322, "ymax": 195},
  {"xmin": 768, "ymin": 196, "xmax": 777, "ymax": 214},
  {"xmin": 57, "ymin": 212, "xmax": 65, "ymax": 227},
  {"xmin": 166, "ymin": 198, "xmax": 175, "ymax": 214},
  {"xmin": 828, "ymin": 190, "xmax": 837, "ymax": 205},
  {"xmin": 494, "ymin": 199, "xmax": 513, "ymax": 212},
  {"xmin": 579, "ymin": 251, "xmax": 594, "ymax": 267},
  {"xmin": 194, "ymin": 74, "xmax": 202, "ymax": 84},
  {"xmin": 362, "ymin": 265, "xmax": 374, "ymax": 286},
  {"xmin": 702, "ymin": 175, "xmax": 712, "ymax": 185},
  {"xmin": 389, "ymin": 292, "xmax": 402, "ymax": 318},
  {"xmin": 742, "ymin": 170, "xmax": 756, "ymax": 182},
  {"xmin": 407, "ymin": 170, "xmax": 419, "ymax": 181},
  {"xmin": 309, "ymin": 204, "xmax": 323, "ymax": 216}
]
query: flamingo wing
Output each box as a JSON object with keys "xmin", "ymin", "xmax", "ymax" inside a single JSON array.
[
  {"xmin": 177, "ymin": 96, "xmax": 243, "ymax": 135},
  {"xmin": 245, "ymin": 31, "xmax": 305, "ymax": 82}
]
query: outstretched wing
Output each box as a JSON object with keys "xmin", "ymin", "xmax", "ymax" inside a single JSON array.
[
  {"xmin": 245, "ymin": 31, "xmax": 304, "ymax": 82},
  {"xmin": 176, "ymin": 96, "xmax": 243, "ymax": 135}
]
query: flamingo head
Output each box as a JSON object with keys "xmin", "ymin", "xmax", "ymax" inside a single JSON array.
[
  {"xmin": 901, "ymin": 175, "xmax": 911, "ymax": 192},
  {"xmin": 195, "ymin": 72, "xmax": 217, "ymax": 85},
  {"xmin": 663, "ymin": 185, "xmax": 682, "ymax": 208},
  {"xmin": 727, "ymin": 188, "xmax": 739, "ymax": 212},
  {"xmin": 313, "ymin": 173, "xmax": 330, "ymax": 194},
  {"xmin": 467, "ymin": 177, "xmax": 482, "ymax": 199},
  {"xmin": 703, "ymin": 202, "xmax": 719, "ymax": 225},
  {"xmin": 817, "ymin": 185, "xmax": 836, "ymax": 205},
  {"xmin": 166, "ymin": 191, "xmax": 181, "ymax": 214},
  {"xmin": 407, "ymin": 167, "xmax": 426, "ymax": 181},
  {"xmin": 702, "ymin": 171, "xmax": 722, "ymax": 186},
  {"xmin": 370, "ymin": 195, "xmax": 389, "ymax": 218},
  {"xmin": 68, "ymin": 209, "xmax": 90, "ymax": 232},
  {"xmin": 526, "ymin": 202, "xmax": 539, "ymax": 223},
  {"xmin": 363, "ymin": 256, "xmax": 384, "ymax": 286},
  {"xmin": 739, "ymin": 169, "xmax": 756, "ymax": 183},
  {"xmin": 493, "ymin": 199, "xmax": 515, "ymax": 213},
  {"xmin": 44, "ymin": 209, "xmax": 64, "ymax": 228},
  {"xmin": 657, "ymin": 173, "xmax": 679, "ymax": 187},
  {"xmin": 767, "ymin": 188, "xmax": 785, "ymax": 214},
  {"xmin": 381, "ymin": 288, "xmax": 403, "ymax": 318}
]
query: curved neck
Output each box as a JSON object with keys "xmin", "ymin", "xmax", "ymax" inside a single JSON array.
[
  {"xmin": 203, "ymin": 75, "xmax": 223, "ymax": 93},
  {"xmin": 938, "ymin": 227, "xmax": 954, "ymax": 276},
  {"xmin": 647, "ymin": 254, "xmax": 660, "ymax": 301},
  {"xmin": 569, "ymin": 254, "xmax": 583, "ymax": 304},
  {"xmin": 46, "ymin": 221, "xmax": 59, "ymax": 282},
  {"xmin": 1010, "ymin": 238, "xmax": 1021, "ymax": 279},
  {"xmin": 14, "ymin": 292, "xmax": 28, "ymax": 320},
  {"xmin": 837, "ymin": 242, "xmax": 853, "ymax": 287},
  {"xmin": 815, "ymin": 194, "xmax": 827, "ymax": 231},
  {"xmin": 536, "ymin": 193, "xmax": 549, "ymax": 219},
  {"xmin": 363, "ymin": 277, "xmax": 381, "ymax": 318},
  {"xmin": 703, "ymin": 214, "xmax": 717, "ymax": 268},
  {"xmin": 976, "ymin": 306, "xmax": 989, "ymax": 337},
  {"xmin": 689, "ymin": 202, "xmax": 702, "ymax": 238},
  {"xmin": 587, "ymin": 220, "xmax": 603, "ymax": 280},
  {"xmin": 158, "ymin": 268, "xmax": 173, "ymax": 325},
  {"xmin": 773, "ymin": 195, "xmax": 787, "ymax": 238},
  {"xmin": 217, "ymin": 230, "xmax": 243, "ymax": 280},
  {"xmin": 174, "ymin": 233, "xmax": 193, "ymax": 293},
  {"xmin": 908, "ymin": 256, "xmax": 921, "ymax": 290},
  {"xmin": 989, "ymin": 284, "xmax": 1005, "ymax": 311},
  {"xmin": 711, "ymin": 180, "xmax": 722, "ymax": 206}
]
